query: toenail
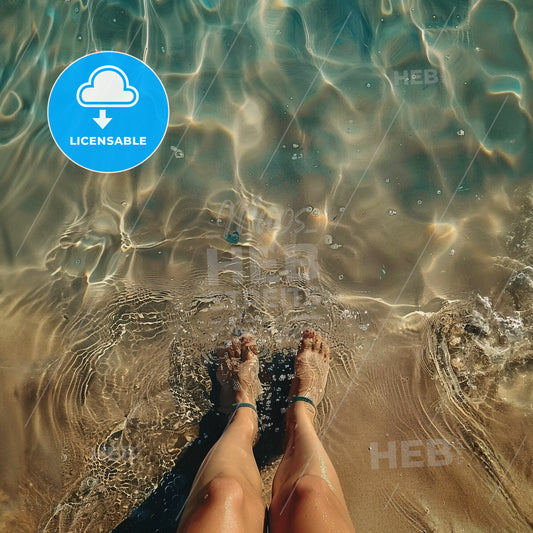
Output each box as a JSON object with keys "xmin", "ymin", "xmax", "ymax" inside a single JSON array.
[{"xmin": 303, "ymin": 329, "xmax": 315, "ymax": 339}]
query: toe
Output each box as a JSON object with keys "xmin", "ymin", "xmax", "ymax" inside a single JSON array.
[
  {"xmin": 313, "ymin": 332, "xmax": 329, "ymax": 360},
  {"xmin": 230, "ymin": 337, "xmax": 241, "ymax": 358},
  {"xmin": 240, "ymin": 335, "xmax": 258, "ymax": 361},
  {"xmin": 216, "ymin": 343, "xmax": 230, "ymax": 361},
  {"xmin": 300, "ymin": 328, "xmax": 316, "ymax": 350},
  {"xmin": 321, "ymin": 341, "xmax": 330, "ymax": 361},
  {"xmin": 314, "ymin": 331, "xmax": 324, "ymax": 351}
]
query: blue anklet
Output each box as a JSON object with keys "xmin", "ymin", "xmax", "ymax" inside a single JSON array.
[
  {"xmin": 288, "ymin": 396, "xmax": 316, "ymax": 408},
  {"xmin": 232, "ymin": 402, "xmax": 257, "ymax": 412}
]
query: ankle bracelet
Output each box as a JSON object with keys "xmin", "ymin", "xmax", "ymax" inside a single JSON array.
[
  {"xmin": 288, "ymin": 396, "xmax": 316, "ymax": 408},
  {"xmin": 232, "ymin": 402, "xmax": 257, "ymax": 412}
]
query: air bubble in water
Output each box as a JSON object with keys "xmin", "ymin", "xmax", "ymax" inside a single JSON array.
[{"xmin": 170, "ymin": 146, "xmax": 184, "ymax": 158}]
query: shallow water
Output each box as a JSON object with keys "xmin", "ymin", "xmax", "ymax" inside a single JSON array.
[{"xmin": 1, "ymin": 0, "xmax": 532, "ymax": 531}]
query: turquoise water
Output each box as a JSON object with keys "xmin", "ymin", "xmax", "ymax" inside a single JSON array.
[{"xmin": 1, "ymin": 1, "xmax": 532, "ymax": 531}]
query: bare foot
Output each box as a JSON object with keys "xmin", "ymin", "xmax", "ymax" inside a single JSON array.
[
  {"xmin": 288, "ymin": 328, "xmax": 330, "ymax": 417},
  {"xmin": 215, "ymin": 335, "xmax": 262, "ymax": 415}
]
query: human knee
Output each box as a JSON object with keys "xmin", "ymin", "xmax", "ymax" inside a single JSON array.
[
  {"xmin": 179, "ymin": 477, "xmax": 248, "ymax": 532},
  {"xmin": 202, "ymin": 475, "xmax": 245, "ymax": 507},
  {"xmin": 270, "ymin": 475, "xmax": 339, "ymax": 531},
  {"xmin": 278, "ymin": 476, "xmax": 353, "ymax": 532},
  {"xmin": 291, "ymin": 474, "xmax": 333, "ymax": 503}
]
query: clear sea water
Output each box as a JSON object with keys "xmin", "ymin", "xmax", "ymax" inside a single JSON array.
[{"xmin": 1, "ymin": 0, "xmax": 532, "ymax": 531}]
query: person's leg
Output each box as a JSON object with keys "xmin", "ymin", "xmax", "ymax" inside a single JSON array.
[
  {"xmin": 177, "ymin": 336, "xmax": 265, "ymax": 533},
  {"xmin": 270, "ymin": 329, "xmax": 355, "ymax": 533}
]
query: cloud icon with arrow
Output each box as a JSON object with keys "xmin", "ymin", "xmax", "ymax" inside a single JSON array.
[{"xmin": 77, "ymin": 66, "xmax": 139, "ymax": 107}]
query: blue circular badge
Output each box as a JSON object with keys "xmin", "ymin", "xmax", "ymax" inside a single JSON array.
[{"xmin": 48, "ymin": 52, "xmax": 169, "ymax": 173}]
